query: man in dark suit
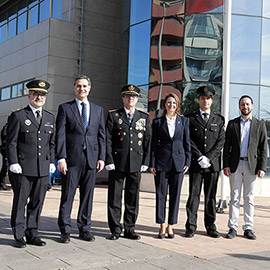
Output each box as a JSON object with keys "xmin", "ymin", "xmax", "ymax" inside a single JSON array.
[
  {"xmin": 6, "ymin": 80, "xmax": 55, "ymax": 248},
  {"xmin": 185, "ymin": 86, "xmax": 225, "ymax": 238},
  {"xmin": 223, "ymin": 95, "xmax": 267, "ymax": 240},
  {"xmin": 56, "ymin": 75, "xmax": 106, "ymax": 244},
  {"xmin": 106, "ymin": 84, "xmax": 151, "ymax": 240}
]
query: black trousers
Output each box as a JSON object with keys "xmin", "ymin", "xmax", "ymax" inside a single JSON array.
[
  {"xmin": 185, "ymin": 170, "xmax": 219, "ymax": 231},
  {"xmin": 0, "ymin": 157, "xmax": 8, "ymax": 185},
  {"xmin": 155, "ymin": 170, "xmax": 184, "ymax": 225},
  {"xmin": 10, "ymin": 172, "xmax": 49, "ymax": 240},
  {"xmin": 107, "ymin": 170, "xmax": 141, "ymax": 234},
  {"xmin": 58, "ymin": 150, "xmax": 96, "ymax": 234}
]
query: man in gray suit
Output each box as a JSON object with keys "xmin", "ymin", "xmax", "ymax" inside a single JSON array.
[{"xmin": 223, "ymin": 95, "xmax": 267, "ymax": 240}]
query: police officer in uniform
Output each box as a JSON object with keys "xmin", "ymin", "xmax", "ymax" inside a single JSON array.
[
  {"xmin": 6, "ymin": 80, "xmax": 55, "ymax": 248},
  {"xmin": 185, "ymin": 86, "xmax": 225, "ymax": 238},
  {"xmin": 106, "ymin": 84, "xmax": 151, "ymax": 240}
]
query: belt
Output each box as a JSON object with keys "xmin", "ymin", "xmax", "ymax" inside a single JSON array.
[{"xmin": 240, "ymin": 157, "xmax": 248, "ymax": 161}]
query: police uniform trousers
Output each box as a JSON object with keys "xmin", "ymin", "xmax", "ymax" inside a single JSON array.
[
  {"xmin": 155, "ymin": 166, "xmax": 184, "ymax": 225},
  {"xmin": 10, "ymin": 172, "xmax": 49, "ymax": 240},
  {"xmin": 58, "ymin": 149, "xmax": 96, "ymax": 234},
  {"xmin": 185, "ymin": 169, "xmax": 219, "ymax": 231},
  {"xmin": 0, "ymin": 157, "xmax": 8, "ymax": 186},
  {"xmin": 107, "ymin": 170, "xmax": 141, "ymax": 234}
]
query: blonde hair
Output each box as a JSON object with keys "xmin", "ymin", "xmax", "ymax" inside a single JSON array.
[{"xmin": 161, "ymin": 93, "xmax": 181, "ymax": 116}]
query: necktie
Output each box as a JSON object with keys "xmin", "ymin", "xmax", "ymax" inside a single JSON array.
[
  {"xmin": 36, "ymin": 110, "xmax": 41, "ymax": 125},
  {"xmin": 81, "ymin": 102, "xmax": 88, "ymax": 130},
  {"xmin": 203, "ymin": 112, "xmax": 208, "ymax": 123},
  {"xmin": 127, "ymin": 112, "xmax": 133, "ymax": 124}
]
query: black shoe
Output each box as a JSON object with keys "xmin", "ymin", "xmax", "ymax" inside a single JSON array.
[
  {"xmin": 108, "ymin": 232, "xmax": 120, "ymax": 240},
  {"xmin": 244, "ymin": 229, "xmax": 256, "ymax": 240},
  {"xmin": 15, "ymin": 238, "xmax": 26, "ymax": 248},
  {"xmin": 166, "ymin": 228, "xmax": 175, "ymax": 239},
  {"xmin": 226, "ymin": 228, "xmax": 237, "ymax": 239},
  {"xmin": 207, "ymin": 229, "xmax": 220, "ymax": 238},
  {"xmin": 79, "ymin": 231, "xmax": 95, "ymax": 242},
  {"xmin": 60, "ymin": 233, "xmax": 70, "ymax": 244},
  {"xmin": 26, "ymin": 236, "xmax": 46, "ymax": 246},
  {"xmin": 185, "ymin": 229, "xmax": 195, "ymax": 238},
  {"xmin": 124, "ymin": 231, "xmax": 141, "ymax": 240},
  {"xmin": 0, "ymin": 184, "xmax": 11, "ymax": 190}
]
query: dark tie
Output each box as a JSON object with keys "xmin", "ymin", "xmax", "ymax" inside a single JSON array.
[
  {"xmin": 127, "ymin": 112, "xmax": 133, "ymax": 124},
  {"xmin": 36, "ymin": 110, "xmax": 41, "ymax": 125},
  {"xmin": 203, "ymin": 112, "xmax": 208, "ymax": 123},
  {"xmin": 81, "ymin": 102, "xmax": 88, "ymax": 130}
]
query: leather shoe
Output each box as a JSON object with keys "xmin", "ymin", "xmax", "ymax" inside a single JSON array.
[
  {"xmin": 79, "ymin": 231, "xmax": 95, "ymax": 242},
  {"xmin": 185, "ymin": 229, "xmax": 195, "ymax": 238},
  {"xmin": 207, "ymin": 229, "xmax": 220, "ymax": 238},
  {"xmin": 244, "ymin": 229, "xmax": 256, "ymax": 240},
  {"xmin": 0, "ymin": 184, "xmax": 11, "ymax": 190},
  {"xmin": 108, "ymin": 232, "xmax": 120, "ymax": 240},
  {"xmin": 166, "ymin": 228, "xmax": 175, "ymax": 239},
  {"xmin": 158, "ymin": 233, "xmax": 165, "ymax": 239},
  {"xmin": 15, "ymin": 238, "xmax": 26, "ymax": 248},
  {"xmin": 226, "ymin": 228, "xmax": 237, "ymax": 239},
  {"xmin": 26, "ymin": 236, "xmax": 46, "ymax": 246},
  {"xmin": 60, "ymin": 233, "xmax": 70, "ymax": 244},
  {"xmin": 124, "ymin": 231, "xmax": 141, "ymax": 240}
]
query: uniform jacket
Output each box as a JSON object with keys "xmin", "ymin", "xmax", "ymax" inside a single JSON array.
[
  {"xmin": 106, "ymin": 107, "xmax": 151, "ymax": 172},
  {"xmin": 6, "ymin": 105, "xmax": 55, "ymax": 177},
  {"xmin": 150, "ymin": 114, "xmax": 191, "ymax": 172},
  {"xmin": 56, "ymin": 99, "xmax": 106, "ymax": 169},
  {"xmin": 223, "ymin": 116, "xmax": 267, "ymax": 175},
  {"xmin": 188, "ymin": 110, "xmax": 225, "ymax": 172}
]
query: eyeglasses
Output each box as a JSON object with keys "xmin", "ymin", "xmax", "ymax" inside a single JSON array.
[
  {"xmin": 124, "ymin": 94, "xmax": 138, "ymax": 99},
  {"xmin": 30, "ymin": 91, "xmax": 47, "ymax": 97}
]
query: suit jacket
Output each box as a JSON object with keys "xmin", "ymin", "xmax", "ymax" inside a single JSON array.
[
  {"xmin": 106, "ymin": 107, "xmax": 151, "ymax": 173},
  {"xmin": 223, "ymin": 116, "xmax": 267, "ymax": 174},
  {"xmin": 6, "ymin": 105, "xmax": 55, "ymax": 177},
  {"xmin": 188, "ymin": 110, "xmax": 225, "ymax": 172},
  {"xmin": 150, "ymin": 114, "xmax": 191, "ymax": 172},
  {"xmin": 56, "ymin": 99, "xmax": 106, "ymax": 169}
]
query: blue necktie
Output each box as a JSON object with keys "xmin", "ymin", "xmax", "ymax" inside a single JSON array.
[
  {"xmin": 81, "ymin": 102, "xmax": 88, "ymax": 130},
  {"xmin": 127, "ymin": 112, "xmax": 133, "ymax": 124}
]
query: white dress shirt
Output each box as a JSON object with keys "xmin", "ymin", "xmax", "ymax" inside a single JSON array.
[
  {"xmin": 29, "ymin": 104, "xmax": 42, "ymax": 120},
  {"xmin": 240, "ymin": 116, "xmax": 252, "ymax": 157},
  {"xmin": 166, "ymin": 115, "xmax": 176, "ymax": 138},
  {"xmin": 75, "ymin": 98, "xmax": 90, "ymax": 122}
]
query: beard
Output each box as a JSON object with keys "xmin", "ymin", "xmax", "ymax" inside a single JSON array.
[{"xmin": 241, "ymin": 109, "xmax": 252, "ymax": 116}]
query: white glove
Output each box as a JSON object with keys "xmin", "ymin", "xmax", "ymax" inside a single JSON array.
[
  {"xmin": 140, "ymin": 165, "xmax": 148, "ymax": 172},
  {"xmin": 50, "ymin": 163, "xmax": 56, "ymax": 174},
  {"xmin": 198, "ymin": 156, "xmax": 211, "ymax": 168},
  {"xmin": 9, "ymin": 163, "xmax": 22, "ymax": 174},
  {"xmin": 105, "ymin": 164, "xmax": 115, "ymax": 171}
]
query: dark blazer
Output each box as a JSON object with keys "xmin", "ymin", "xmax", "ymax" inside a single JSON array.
[
  {"xmin": 223, "ymin": 116, "xmax": 267, "ymax": 174},
  {"xmin": 150, "ymin": 115, "xmax": 191, "ymax": 172},
  {"xmin": 6, "ymin": 105, "xmax": 55, "ymax": 177},
  {"xmin": 106, "ymin": 107, "xmax": 151, "ymax": 172},
  {"xmin": 56, "ymin": 100, "xmax": 106, "ymax": 169},
  {"xmin": 188, "ymin": 110, "xmax": 225, "ymax": 172}
]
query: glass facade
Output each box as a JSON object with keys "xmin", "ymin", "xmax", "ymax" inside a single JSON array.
[
  {"xmin": 0, "ymin": 0, "xmax": 63, "ymax": 44},
  {"xmin": 0, "ymin": 80, "xmax": 30, "ymax": 101}
]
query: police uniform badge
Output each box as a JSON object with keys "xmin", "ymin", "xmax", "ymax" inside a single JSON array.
[
  {"xmin": 118, "ymin": 118, "xmax": 123, "ymax": 125},
  {"xmin": 25, "ymin": 119, "xmax": 31, "ymax": 126},
  {"xmin": 138, "ymin": 132, "xmax": 143, "ymax": 139},
  {"xmin": 135, "ymin": 119, "xmax": 146, "ymax": 131},
  {"xmin": 39, "ymin": 81, "xmax": 46, "ymax": 88}
]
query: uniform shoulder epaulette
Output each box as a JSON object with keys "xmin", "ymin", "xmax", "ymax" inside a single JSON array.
[
  {"xmin": 43, "ymin": 109, "xmax": 54, "ymax": 115},
  {"xmin": 137, "ymin": 109, "xmax": 149, "ymax": 115},
  {"xmin": 12, "ymin": 107, "xmax": 23, "ymax": 112},
  {"xmin": 108, "ymin": 109, "xmax": 117, "ymax": 113}
]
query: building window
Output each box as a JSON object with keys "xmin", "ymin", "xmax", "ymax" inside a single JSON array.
[
  {"xmin": 12, "ymin": 84, "xmax": 23, "ymax": 98},
  {"xmin": 1, "ymin": 87, "xmax": 11, "ymax": 101}
]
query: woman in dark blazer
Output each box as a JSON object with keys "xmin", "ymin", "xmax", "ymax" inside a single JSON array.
[{"xmin": 150, "ymin": 93, "xmax": 191, "ymax": 238}]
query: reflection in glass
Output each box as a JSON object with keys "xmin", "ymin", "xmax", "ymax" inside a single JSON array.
[
  {"xmin": 12, "ymin": 84, "xmax": 23, "ymax": 98},
  {"xmin": 1, "ymin": 87, "xmax": 11, "ymax": 100},
  {"xmin": 8, "ymin": 15, "xmax": 16, "ymax": 39},
  {"xmin": 0, "ymin": 21, "xmax": 7, "ymax": 43},
  {"xmin": 230, "ymin": 15, "xmax": 261, "ymax": 84},
  {"xmin": 185, "ymin": 0, "xmax": 224, "ymax": 14},
  {"xmin": 130, "ymin": 0, "xmax": 151, "ymax": 25},
  {"xmin": 29, "ymin": 1, "xmax": 39, "ymax": 28},
  {"xmin": 232, "ymin": 0, "xmax": 262, "ymax": 17},
  {"xmin": 40, "ymin": 0, "xmax": 50, "ymax": 22},
  {"xmin": 18, "ymin": 8, "xmax": 27, "ymax": 34},
  {"xmin": 228, "ymin": 84, "xmax": 259, "ymax": 120},
  {"xmin": 52, "ymin": 0, "xmax": 63, "ymax": 19},
  {"xmin": 261, "ymin": 18, "xmax": 270, "ymax": 86},
  {"xmin": 259, "ymin": 86, "xmax": 270, "ymax": 176},
  {"xmin": 263, "ymin": 0, "xmax": 270, "ymax": 19}
]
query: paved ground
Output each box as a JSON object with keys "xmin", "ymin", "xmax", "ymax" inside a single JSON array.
[{"xmin": 0, "ymin": 183, "xmax": 270, "ymax": 270}]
